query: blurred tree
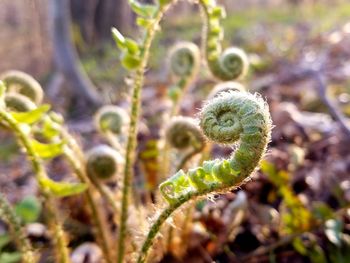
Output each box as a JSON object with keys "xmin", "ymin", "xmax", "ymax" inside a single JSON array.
[
  {"xmin": 49, "ymin": 0, "xmax": 102, "ymax": 108},
  {"xmin": 70, "ymin": 0, "xmax": 132, "ymax": 45}
]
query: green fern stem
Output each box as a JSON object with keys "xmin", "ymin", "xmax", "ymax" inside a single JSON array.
[
  {"xmin": 137, "ymin": 192, "xmax": 194, "ymax": 263},
  {"xmin": 0, "ymin": 109, "xmax": 70, "ymax": 263},
  {"xmin": 63, "ymin": 147, "xmax": 114, "ymax": 263},
  {"xmin": 198, "ymin": 0, "xmax": 249, "ymax": 81},
  {"xmin": 44, "ymin": 197, "xmax": 70, "ymax": 263},
  {"xmin": 117, "ymin": 2, "xmax": 175, "ymax": 262},
  {"xmin": 161, "ymin": 43, "xmax": 200, "ymax": 180},
  {"xmin": 137, "ymin": 90, "xmax": 272, "ymax": 262},
  {"xmin": 0, "ymin": 193, "xmax": 35, "ymax": 263}
]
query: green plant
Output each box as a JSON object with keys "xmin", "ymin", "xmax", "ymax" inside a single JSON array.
[
  {"xmin": 86, "ymin": 145, "xmax": 124, "ymax": 181},
  {"xmin": 0, "ymin": 194, "xmax": 35, "ymax": 263},
  {"xmin": 0, "ymin": 0, "xmax": 273, "ymax": 262},
  {"xmin": 14, "ymin": 196, "xmax": 41, "ymax": 224},
  {"xmin": 139, "ymin": 90, "xmax": 271, "ymax": 262},
  {"xmin": 0, "ymin": 70, "xmax": 43, "ymax": 105},
  {"xmin": 167, "ymin": 41, "xmax": 200, "ymax": 115},
  {"xmin": 165, "ymin": 116, "xmax": 206, "ymax": 171},
  {"xmin": 0, "ymin": 234, "xmax": 22, "ymax": 263}
]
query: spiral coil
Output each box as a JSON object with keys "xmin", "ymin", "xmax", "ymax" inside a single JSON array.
[
  {"xmin": 0, "ymin": 70, "xmax": 43, "ymax": 105},
  {"xmin": 86, "ymin": 145, "xmax": 124, "ymax": 180},
  {"xmin": 160, "ymin": 90, "xmax": 272, "ymax": 204}
]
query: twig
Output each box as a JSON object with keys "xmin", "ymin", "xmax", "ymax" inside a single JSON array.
[{"xmin": 311, "ymin": 71, "xmax": 350, "ymax": 139}]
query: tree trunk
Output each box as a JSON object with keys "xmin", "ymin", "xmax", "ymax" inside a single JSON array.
[
  {"xmin": 70, "ymin": 0, "xmax": 99, "ymax": 44},
  {"xmin": 71, "ymin": 0, "xmax": 133, "ymax": 44},
  {"xmin": 49, "ymin": 0, "xmax": 102, "ymax": 107}
]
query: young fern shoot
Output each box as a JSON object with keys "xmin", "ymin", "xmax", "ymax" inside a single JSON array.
[
  {"xmin": 138, "ymin": 90, "xmax": 272, "ymax": 262},
  {"xmin": 112, "ymin": 1, "xmax": 179, "ymax": 261},
  {"xmin": 167, "ymin": 42, "xmax": 200, "ymax": 116},
  {"xmin": 94, "ymin": 105, "xmax": 129, "ymax": 152},
  {"xmin": 199, "ymin": 0, "xmax": 249, "ymax": 81},
  {"xmin": 0, "ymin": 0, "xmax": 274, "ymax": 262},
  {"xmin": 86, "ymin": 145, "xmax": 124, "ymax": 182},
  {"xmin": 0, "ymin": 70, "xmax": 44, "ymax": 104},
  {"xmin": 165, "ymin": 116, "xmax": 206, "ymax": 171},
  {"xmin": 0, "ymin": 80, "xmax": 71, "ymax": 263},
  {"xmin": 161, "ymin": 42, "xmax": 201, "ymax": 179},
  {"xmin": 201, "ymin": 81, "xmax": 247, "ymax": 161}
]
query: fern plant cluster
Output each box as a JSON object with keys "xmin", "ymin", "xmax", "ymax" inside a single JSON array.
[{"xmin": 0, "ymin": 0, "xmax": 272, "ymax": 262}]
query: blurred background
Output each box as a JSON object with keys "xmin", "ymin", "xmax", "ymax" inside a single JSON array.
[
  {"xmin": 1, "ymin": 0, "xmax": 350, "ymax": 113},
  {"xmin": 1, "ymin": 0, "xmax": 350, "ymax": 262}
]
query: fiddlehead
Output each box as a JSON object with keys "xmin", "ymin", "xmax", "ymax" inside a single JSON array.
[
  {"xmin": 86, "ymin": 145, "xmax": 124, "ymax": 181},
  {"xmin": 0, "ymin": 81, "xmax": 85, "ymax": 263},
  {"xmin": 169, "ymin": 42, "xmax": 200, "ymax": 78},
  {"xmin": 165, "ymin": 117, "xmax": 204, "ymax": 150},
  {"xmin": 4, "ymin": 93, "xmax": 37, "ymax": 112},
  {"xmin": 94, "ymin": 105, "xmax": 129, "ymax": 151},
  {"xmin": 0, "ymin": 70, "xmax": 44, "ymax": 104},
  {"xmin": 161, "ymin": 43, "xmax": 201, "ymax": 180},
  {"xmin": 198, "ymin": 0, "xmax": 249, "ymax": 81},
  {"xmin": 161, "ymin": 90, "xmax": 271, "ymax": 201},
  {"xmin": 60, "ymin": 130, "xmax": 115, "ymax": 263},
  {"xmin": 138, "ymin": 90, "xmax": 272, "ymax": 262},
  {"xmin": 112, "ymin": 1, "xmax": 178, "ymax": 261},
  {"xmin": 165, "ymin": 116, "xmax": 205, "ymax": 170},
  {"xmin": 201, "ymin": 81, "xmax": 246, "ymax": 161},
  {"xmin": 94, "ymin": 105, "xmax": 129, "ymax": 135},
  {"xmin": 167, "ymin": 42, "xmax": 200, "ymax": 115}
]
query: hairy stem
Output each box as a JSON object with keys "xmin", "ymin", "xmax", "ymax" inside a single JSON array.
[
  {"xmin": 117, "ymin": 4, "xmax": 174, "ymax": 262},
  {"xmin": 170, "ymin": 77, "xmax": 192, "ymax": 117},
  {"xmin": 137, "ymin": 192, "xmax": 200, "ymax": 263},
  {"xmin": 198, "ymin": 0, "xmax": 248, "ymax": 81},
  {"xmin": 44, "ymin": 197, "xmax": 70, "ymax": 263},
  {"xmin": 0, "ymin": 193, "xmax": 35, "ymax": 263},
  {"xmin": 64, "ymin": 147, "xmax": 114, "ymax": 263}
]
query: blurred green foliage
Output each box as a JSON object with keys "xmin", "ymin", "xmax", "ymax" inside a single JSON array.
[
  {"xmin": 261, "ymin": 160, "xmax": 350, "ymax": 263},
  {"xmin": 14, "ymin": 196, "xmax": 41, "ymax": 223},
  {"xmin": 79, "ymin": 1, "xmax": 350, "ymax": 90},
  {"xmin": 0, "ymin": 235, "xmax": 21, "ymax": 263}
]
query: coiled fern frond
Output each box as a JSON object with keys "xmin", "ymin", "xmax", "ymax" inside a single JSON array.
[
  {"xmin": 165, "ymin": 116, "xmax": 205, "ymax": 151},
  {"xmin": 169, "ymin": 42, "xmax": 200, "ymax": 78},
  {"xmin": 0, "ymin": 70, "xmax": 43, "ymax": 105},
  {"xmin": 86, "ymin": 145, "xmax": 124, "ymax": 181},
  {"xmin": 199, "ymin": 1, "xmax": 249, "ymax": 81},
  {"xmin": 160, "ymin": 90, "xmax": 271, "ymax": 202},
  {"xmin": 138, "ymin": 90, "xmax": 272, "ymax": 262},
  {"xmin": 94, "ymin": 105, "xmax": 129, "ymax": 135}
]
